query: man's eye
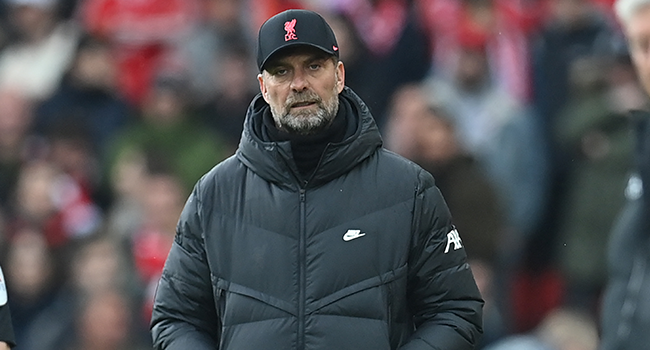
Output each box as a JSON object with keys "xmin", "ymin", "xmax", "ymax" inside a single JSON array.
[
  {"xmin": 309, "ymin": 64, "xmax": 321, "ymax": 70},
  {"xmin": 275, "ymin": 68, "xmax": 288, "ymax": 75}
]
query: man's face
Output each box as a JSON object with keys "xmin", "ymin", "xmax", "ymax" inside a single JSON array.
[
  {"xmin": 625, "ymin": 5, "xmax": 650, "ymax": 96},
  {"xmin": 258, "ymin": 46, "xmax": 345, "ymax": 135},
  {"xmin": 456, "ymin": 49, "xmax": 489, "ymax": 92}
]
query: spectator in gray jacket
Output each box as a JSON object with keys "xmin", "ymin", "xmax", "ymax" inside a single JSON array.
[
  {"xmin": 0, "ymin": 265, "xmax": 16, "ymax": 349},
  {"xmin": 600, "ymin": 1, "xmax": 650, "ymax": 349}
]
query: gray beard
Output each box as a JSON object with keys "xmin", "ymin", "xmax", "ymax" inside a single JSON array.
[{"xmin": 270, "ymin": 89, "xmax": 339, "ymax": 135}]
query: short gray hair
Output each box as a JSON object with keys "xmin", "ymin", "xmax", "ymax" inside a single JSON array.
[{"xmin": 614, "ymin": 0, "xmax": 650, "ymax": 26}]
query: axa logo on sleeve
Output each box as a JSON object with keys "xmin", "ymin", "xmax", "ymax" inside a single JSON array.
[
  {"xmin": 444, "ymin": 228, "xmax": 463, "ymax": 253},
  {"xmin": 0, "ymin": 266, "xmax": 7, "ymax": 306}
]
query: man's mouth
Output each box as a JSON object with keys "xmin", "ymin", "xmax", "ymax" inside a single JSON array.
[{"xmin": 290, "ymin": 101, "xmax": 317, "ymax": 108}]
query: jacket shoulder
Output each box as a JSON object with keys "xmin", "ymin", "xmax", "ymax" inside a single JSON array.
[
  {"xmin": 196, "ymin": 154, "xmax": 243, "ymax": 186},
  {"xmin": 375, "ymin": 148, "xmax": 435, "ymax": 187}
]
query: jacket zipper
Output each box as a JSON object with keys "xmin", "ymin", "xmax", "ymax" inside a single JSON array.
[
  {"xmin": 296, "ymin": 148, "xmax": 324, "ymax": 349},
  {"xmin": 298, "ymin": 188, "xmax": 307, "ymax": 350}
]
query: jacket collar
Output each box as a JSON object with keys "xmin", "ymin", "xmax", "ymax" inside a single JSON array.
[{"xmin": 236, "ymin": 87, "xmax": 383, "ymax": 189}]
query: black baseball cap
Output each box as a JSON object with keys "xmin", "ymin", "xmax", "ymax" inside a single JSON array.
[{"xmin": 257, "ymin": 9, "xmax": 339, "ymax": 72}]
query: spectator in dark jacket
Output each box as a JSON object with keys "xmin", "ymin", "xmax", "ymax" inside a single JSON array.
[
  {"xmin": 150, "ymin": 9, "xmax": 483, "ymax": 350},
  {"xmin": 600, "ymin": 1, "xmax": 650, "ymax": 349},
  {"xmin": 33, "ymin": 34, "xmax": 133, "ymax": 162}
]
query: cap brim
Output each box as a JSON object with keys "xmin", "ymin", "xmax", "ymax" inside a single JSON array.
[{"xmin": 259, "ymin": 42, "xmax": 337, "ymax": 72}]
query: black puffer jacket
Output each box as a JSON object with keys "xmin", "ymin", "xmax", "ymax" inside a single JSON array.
[{"xmin": 151, "ymin": 87, "xmax": 483, "ymax": 350}]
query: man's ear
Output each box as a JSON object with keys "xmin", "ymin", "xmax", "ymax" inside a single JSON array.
[
  {"xmin": 258, "ymin": 73, "xmax": 269, "ymax": 102},
  {"xmin": 336, "ymin": 61, "xmax": 345, "ymax": 93}
]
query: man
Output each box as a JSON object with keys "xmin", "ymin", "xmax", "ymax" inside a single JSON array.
[
  {"xmin": 0, "ymin": 265, "xmax": 16, "ymax": 349},
  {"xmin": 600, "ymin": 1, "xmax": 650, "ymax": 349},
  {"xmin": 150, "ymin": 9, "xmax": 483, "ymax": 350}
]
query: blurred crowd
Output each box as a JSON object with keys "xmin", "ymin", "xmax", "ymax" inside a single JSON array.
[{"xmin": 0, "ymin": 0, "xmax": 644, "ymax": 349}]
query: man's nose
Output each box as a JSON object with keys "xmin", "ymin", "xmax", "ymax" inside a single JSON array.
[{"xmin": 290, "ymin": 69, "xmax": 309, "ymax": 91}]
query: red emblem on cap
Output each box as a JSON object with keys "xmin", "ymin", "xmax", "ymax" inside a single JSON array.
[{"xmin": 284, "ymin": 19, "xmax": 297, "ymax": 41}]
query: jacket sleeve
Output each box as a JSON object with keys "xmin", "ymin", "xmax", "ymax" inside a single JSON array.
[
  {"xmin": 400, "ymin": 170, "xmax": 484, "ymax": 350},
  {"xmin": 0, "ymin": 306, "xmax": 16, "ymax": 348},
  {"xmin": 151, "ymin": 185, "xmax": 220, "ymax": 349}
]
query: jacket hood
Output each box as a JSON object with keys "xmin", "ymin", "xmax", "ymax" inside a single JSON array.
[{"xmin": 236, "ymin": 87, "xmax": 383, "ymax": 189}]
